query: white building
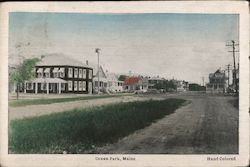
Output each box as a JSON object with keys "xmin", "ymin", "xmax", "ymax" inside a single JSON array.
[{"xmin": 106, "ymin": 72, "xmax": 124, "ymax": 93}]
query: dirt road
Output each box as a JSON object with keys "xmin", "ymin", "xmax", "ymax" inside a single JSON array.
[
  {"xmin": 9, "ymin": 95, "xmax": 164, "ymax": 121},
  {"xmin": 94, "ymin": 93, "xmax": 238, "ymax": 154}
]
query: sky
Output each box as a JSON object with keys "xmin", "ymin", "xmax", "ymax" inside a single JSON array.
[{"xmin": 9, "ymin": 12, "xmax": 239, "ymax": 84}]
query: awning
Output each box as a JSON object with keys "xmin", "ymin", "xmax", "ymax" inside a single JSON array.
[
  {"xmin": 58, "ymin": 68, "xmax": 65, "ymax": 72},
  {"xmin": 44, "ymin": 68, "xmax": 50, "ymax": 73},
  {"xmin": 31, "ymin": 78, "xmax": 67, "ymax": 83},
  {"xmin": 52, "ymin": 67, "xmax": 59, "ymax": 73},
  {"xmin": 37, "ymin": 68, "xmax": 43, "ymax": 73}
]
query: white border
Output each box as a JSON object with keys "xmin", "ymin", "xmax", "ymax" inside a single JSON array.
[{"xmin": 0, "ymin": 1, "xmax": 249, "ymax": 167}]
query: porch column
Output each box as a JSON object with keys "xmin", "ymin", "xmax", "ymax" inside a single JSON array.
[
  {"xmin": 35, "ymin": 82, "xmax": 38, "ymax": 94},
  {"xmin": 58, "ymin": 83, "xmax": 61, "ymax": 94},
  {"xmin": 46, "ymin": 82, "xmax": 49, "ymax": 94},
  {"xmin": 24, "ymin": 81, "xmax": 26, "ymax": 93}
]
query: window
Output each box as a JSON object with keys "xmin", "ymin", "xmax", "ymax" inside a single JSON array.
[
  {"xmin": 68, "ymin": 81, "xmax": 72, "ymax": 91},
  {"xmin": 61, "ymin": 83, "xmax": 65, "ymax": 91},
  {"xmin": 89, "ymin": 69, "xmax": 92, "ymax": 79},
  {"xmin": 41, "ymin": 83, "xmax": 47, "ymax": 90},
  {"xmin": 79, "ymin": 81, "xmax": 83, "ymax": 91},
  {"xmin": 95, "ymin": 81, "xmax": 98, "ymax": 87},
  {"xmin": 37, "ymin": 73, "xmax": 43, "ymax": 78},
  {"xmin": 45, "ymin": 73, "xmax": 50, "ymax": 78},
  {"xmin": 53, "ymin": 68, "xmax": 59, "ymax": 78},
  {"xmin": 83, "ymin": 69, "xmax": 86, "ymax": 79},
  {"xmin": 49, "ymin": 83, "xmax": 53, "ymax": 90},
  {"xmin": 59, "ymin": 68, "xmax": 65, "ymax": 78},
  {"xmin": 68, "ymin": 68, "xmax": 73, "ymax": 78},
  {"xmin": 79, "ymin": 69, "xmax": 83, "ymax": 78},
  {"xmin": 54, "ymin": 73, "xmax": 58, "ymax": 78},
  {"xmin": 74, "ymin": 81, "xmax": 78, "ymax": 91},
  {"xmin": 74, "ymin": 68, "xmax": 78, "ymax": 78},
  {"xmin": 83, "ymin": 81, "xmax": 86, "ymax": 91},
  {"xmin": 26, "ymin": 83, "xmax": 33, "ymax": 90},
  {"xmin": 37, "ymin": 68, "xmax": 43, "ymax": 78},
  {"xmin": 44, "ymin": 68, "xmax": 50, "ymax": 78}
]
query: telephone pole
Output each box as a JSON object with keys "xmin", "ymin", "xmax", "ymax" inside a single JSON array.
[
  {"xmin": 95, "ymin": 48, "xmax": 100, "ymax": 94},
  {"xmin": 226, "ymin": 40, "xmax": 239, "ymax": 93},
  {"xmin": 226, "ymin": 64, "xmax": 230, "ymax": 89}
]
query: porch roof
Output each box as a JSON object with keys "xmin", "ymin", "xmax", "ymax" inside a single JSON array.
[{"xmin": 31, "ymin": 78, "xmax": 67, "ymax": 83}]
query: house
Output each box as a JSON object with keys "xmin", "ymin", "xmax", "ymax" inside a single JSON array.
[
  {"xmin": 106, "ymin": 72, "xmax": 124, "ymax": 93},
  {"xmin": 92, "ymin": 65, "xmax": 108, "ymax": 93},
  {"xmin": 123, "ymin": 76, "xmax": 148, "ymax": 92},
  {"xmin": 206, "ymin": 69, "xmax": 226, "ymax": 93},
  {"xmin": 25, "ymin": 54, "xmax": 93, "ymax": 94},
  {"xmin": 148, "ymin": 76, "xmax": 165, "ymax": 89},
  {"xmin": 176, "ymin": 80, "xmax": 189, "ymax": 92}
]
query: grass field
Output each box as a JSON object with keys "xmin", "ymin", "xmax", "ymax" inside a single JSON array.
[
  {"xmin": 9, "ymin": 98, "xmax": 186, "ymax": 154},
  {"xmin": 9, "ymin": 94, "xmax": 130, "ymax": 107}
]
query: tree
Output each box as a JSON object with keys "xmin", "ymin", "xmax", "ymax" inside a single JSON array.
[
  {"xmin": 153, "ymin": 80, "xmax": 177, "ymax": 92},
  {"xmin": 10, "ymin": 58, "xmax": 40, "ymax": 99},
  {"xmin": 188, "ymin": 83, "xmax": 206, "ymax": 91},
  {"xmin": 118, "ymin": 75, "xmax": 128, "ymax": 81}
]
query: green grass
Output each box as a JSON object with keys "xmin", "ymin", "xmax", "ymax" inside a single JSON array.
[
  {"xmin": 9, "ymin": 98, "xmax": 186, "ymax": 154},
  {"xmin": 9, "ymin": 94, "xmax": 130, "ymax": 107}
]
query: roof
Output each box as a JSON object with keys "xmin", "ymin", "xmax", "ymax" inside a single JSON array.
[
  {"xmin": 37, "ymin": 53, "xmax": 89, "ymax": 67},
  {"xmin": 148, "ymin": 76, "xmax": 165, "ymax": 81},
  {"xmin": 106, "ymin": 72, "xmax": 119, "ymax": 81},
  {"xmin": 209, "ymin": 69, "xmax": 225, "ymax": 78},
  {"xmin": 124, "ymin": 76, "xmax": 141, "ymax": 85}
]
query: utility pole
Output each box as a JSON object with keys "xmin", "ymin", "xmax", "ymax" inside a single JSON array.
[
  {"xmin": 95, "ymin": 48, "xmax": 100, "ymax": 94},
  {"xmin": 226, "ymin": 64, "xmax": 230, "ymax": 89},
  {"xmin": 202, "ymin": 76, "xmax": 204, "ymax": 86},
  {"xmin": 226, "ymin": 40, "xmax": 239, "ymax": 93}
]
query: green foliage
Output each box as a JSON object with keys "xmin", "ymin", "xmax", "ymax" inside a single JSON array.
[
  {"xmin": 10, "ymin": 58, "xmax": 40, "ymax": 83},
  {"xmin": 10, "ymin": 58, "xmax": 40, "ymax": 99},
  {"xmin": 153, "ymin": 80, "xmax": 177, "ymax": 91},
  {"xmin": 189, "ymin": 83, "xmax": 206, "ymax": 91},
  {"xmin": 9, "ymin": 98, "xmax": 186, "ymax": 153},
  {"xmin": 118, "ymin": 75, "xmax": 128, "ymax": 81}
]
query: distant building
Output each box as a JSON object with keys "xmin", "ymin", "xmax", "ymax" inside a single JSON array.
[
  {"xmin": 92, "ymin": 65, "xmax": 108, "ymax": 93},
  {"xmin": 148, "ymin": 76, "xmax": 165, "ymax": 89},
  {"xmin": 176, "ymin": 80, "xmax": 189, "ymax": 92},
  {"xmin": 25, "ymin": 54, "xmax": 93, "ymax": 94},
  {"xmin": 92, "ymin": 66, "xmax": 124, "ymax": 93},
  {"xmin": 106, "ymin": 72, "xmax": 124, "ymax": 93},
  {"xmin": 123, "ymin": 76, "xmax": 148, "ymax": 92},
  {"xmin": 206, "ymin": 69, "xmax": 226, "ymax": 93}
]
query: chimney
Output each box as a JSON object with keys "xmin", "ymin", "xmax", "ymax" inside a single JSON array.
[{"xmin": 86, "ymin": 60, "xmax": 88, "ymax": 65}]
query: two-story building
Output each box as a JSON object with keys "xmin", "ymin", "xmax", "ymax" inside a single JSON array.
[
  {"xmin": 206, "ymin": 69, "xmax": 226, "ymax": 93},
  {"xmin": 148, "ymin": 76, "xmax": 165, "ymax": 89},
  {"xmin": 25, "ymin": 54, "xmax": 93, "ymax": 94}
]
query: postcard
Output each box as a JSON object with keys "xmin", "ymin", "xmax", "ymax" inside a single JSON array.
[{"xmin": 0, "ymin": 1, "xmax": 249, "ymax": 167}]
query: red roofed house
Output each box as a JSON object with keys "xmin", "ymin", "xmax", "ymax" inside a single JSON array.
[{"xmin": 123, "ymin": 76, "xmax": 148, "ymax": 92}]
